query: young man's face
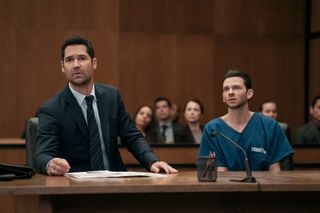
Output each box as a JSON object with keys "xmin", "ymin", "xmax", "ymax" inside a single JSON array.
[
  {"xmin": 222, "ymin": 77, "xmax": 253, "ymax": 109},
  {"xmin": 61, "ymin": 44, "xmax": 97, "ymax": 87},
  {"xmin": 310, "ymin": 99, "xmax": 320, "ymax": 124},
  {"xmin": 155, "ymin": 100, "xmax": 171, "ymax": 121}
]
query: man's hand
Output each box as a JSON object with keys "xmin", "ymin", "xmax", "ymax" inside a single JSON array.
[
  {"xmin": 269, "ymin": 162, "xmax": 281, "ymax": 172},
  {"xmin": 150, "ymin": 161, "xmax": 178, "ymax": 174},
  {"xmin": 47, "ymin": 158, "xmax": 70, "ymax": 176}
]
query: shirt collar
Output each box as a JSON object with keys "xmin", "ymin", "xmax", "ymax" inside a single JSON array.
[
  {"xmin": 68, "ymin": 82, "xmax": 96, "ymax": 106},
  {"xmin": 159, "ymin": 121, "xmax": 172, "ymax": 128}
]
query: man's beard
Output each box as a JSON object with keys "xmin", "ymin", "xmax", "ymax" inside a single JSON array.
[{"xmin": 70, "ymin": 76, "xmax": 91, "ymax": 86}]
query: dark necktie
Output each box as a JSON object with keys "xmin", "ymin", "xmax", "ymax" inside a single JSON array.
[
  {"xmin": 85, "ymin": 95, "xmax": 104, "ymax": 170},
  {"xmin": 161, "ymin": 125, "xmax": 168, "ymax": 142}
]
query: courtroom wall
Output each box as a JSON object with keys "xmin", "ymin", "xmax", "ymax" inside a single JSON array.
[
  {"xmin": 310, "ymin": 0, "xmax": 320, "ymax": 103},
  {"xmin": 0, "ymin": 0, "xmax": 306, "ymax": 139}
]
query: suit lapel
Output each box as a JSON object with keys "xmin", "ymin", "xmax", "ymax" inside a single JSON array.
[{"xmin": 62, "ymin": 86, "xmax": 89, "ymax": 141}]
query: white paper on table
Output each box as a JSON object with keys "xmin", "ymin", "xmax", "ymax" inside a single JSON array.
[{"xmin": 65, "ymin": 170, "xmax": 168, "ymax": 179}]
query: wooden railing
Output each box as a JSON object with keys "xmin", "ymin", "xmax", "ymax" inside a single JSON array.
[{"xmin": 1, "ymin": 138, "xmax": 320, "ymax": 169}]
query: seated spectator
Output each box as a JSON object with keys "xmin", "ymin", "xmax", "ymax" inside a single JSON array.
[
  {"xmin": 170, "ymin": 102, "xmax": 180, "ymax": 123},
  {"xmin": 260, "ymin": 101, "xmax": 290, "ymax": 140},
  {"xmin": 295, "ymin": 95, "xmax": 320, "ymax": 145},
  {"xmin": 183, "ymin": 99, "xmax": 204, "ymax": 144},
  {"xmin": 146, "ymin": 97, "xmax": 193, "ymax": 144},
  {"xmin": 260, "ymin": 100, "xmax": 293, "ymax": 170},
  {"xmin": 134, "ymin": 105, "xmax": 154, "ymax": 137}
]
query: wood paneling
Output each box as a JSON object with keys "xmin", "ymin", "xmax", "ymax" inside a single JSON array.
[
  {"xmin": 0, "ymin": 0, "xmax": 119, "ymax": 137},
  {"xmin": 119, "ymin": 33, "xmax": 215, "ymax": 123},
  {"xmin": 310, "ymin": 0, "xmax": 320, "ymax": 105},
  {"xmin": 0, "ymin": 0, "xmax": 306, "ymax": 140},
  {"xmin": 311, "ymin": 0, "xmax": 320, "ymax": 32},
  {"xmin": 0, "ymin": 29, "xmax": 17, "ymax": 136},
  {"xmin": 310, "ymin": 39, "xmax": 320, "ymax": 101},
  {"xmin": 214, "ymin": 0, "xmax": 305, "ymax": 36},
  {"xmin": 0, "ymin": 138, "xmax": 26, "ymax": 164},
  {"xmin": 120, "ymin": 0, "xmax": 215, "ymax": 33}
]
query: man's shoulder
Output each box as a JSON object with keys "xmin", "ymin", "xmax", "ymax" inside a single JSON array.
[
  {"xmin": 253, "ymin": 112, "xmax": 278, "ymax": 126},
  {"xmin": 41, "ymin": 87, "xmax": 68, "ymax": 108},
  {"xmin": 94, "ymin": 83, "xmax": 122, "ymax": 101},
  {"xmin": 148, "ymin": 121, "xmax": 159, "ymax": 131},
  {"xmin": 203, "ymin": 117, "xmax": 223, "ymax": 132},
  {"xmin": 254, "ymin": 112, "xmax": 272, "ymax": 121},
  {"xmin": 207, "ymin": 117, "xmax": 223, "ymax": 126},
  {"xmin": 95, "ymin": 83, "xmax": 118, "ymax": 93},
  {"xmin": 172, "ymin": 122, "xmax": 189, "ymax": 134},
  {"xmin": 172, "ymin": 122, "xmax": 185, "ymax": 129},
  {"xmin": 297, "ymin": 122, "xmax": 316, "ymax": 133},
  {"xmin": 278, "ymin": 122, "xmax": 289, "ymax": 130}
]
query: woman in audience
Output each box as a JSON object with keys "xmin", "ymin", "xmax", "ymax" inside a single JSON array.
[
  {"xmin": 260, "ymin": 100, "xmax": 290, "ymax": 139},
  {"xmin": 183, "ymin": 99, "xmax": 204, "ymax": 144},
  {"xmin": 134, "ymin": 105, "xmax": 154, "ymax": 137}
]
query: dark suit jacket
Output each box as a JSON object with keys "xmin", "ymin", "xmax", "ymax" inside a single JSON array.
[
  {"xmin": 35, "ymin": 83, "xmax": 158, "ymax": 174},
  {"xmin": 146, "ymin": 121, "xmax": 193, "ymax": 144},
  {"xmin": 295, "ymin": 121, "xmax": 320, "ymax": 145},
  {"xmin": 185, "ymin": 124, "xmax": 203, "ymax": 144}
]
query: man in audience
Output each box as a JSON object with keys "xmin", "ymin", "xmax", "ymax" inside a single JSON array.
[
  {"xmin": 199, "ymin": 70, "xmax": 293, "ymax": 171},
  {"xmin": 260, "ymin": 100, "xmax": 293, "ymax": 170},
  {"xmin": 35, "ymin": 36, "xmax": 177, "ymax": 175},
  {"xmin": 147, "ymin": 97, "xmax": 193, "ymax": 144},
  {"xmin": 295, "ymin": 95, "xmax": 320, "ymax": 145},
  {"xmin": 170, "ymin": 102, "xmax": 180, "ymax": 123}
]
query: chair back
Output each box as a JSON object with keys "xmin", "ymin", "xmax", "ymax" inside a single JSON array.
[{"xmin": 25, "ymin": 117, "xmax": 38, "ymax": 170}]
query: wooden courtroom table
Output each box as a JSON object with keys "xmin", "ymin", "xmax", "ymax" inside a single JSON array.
[{"xmin": 0, "ymin": 171, "xmax": 320, "ymax": 212}]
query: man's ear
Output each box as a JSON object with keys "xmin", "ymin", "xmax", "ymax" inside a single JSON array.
[
  {"xmin": 247, "ymin": 89, "xmax": 254, "ymax": 100},
  {"xmin": 92, "ymin": 58, "xmax": 97, "ymax": 70},
  {"xmin": 61, "ymin": 61, "xmax": 65, "ymax": 74}
]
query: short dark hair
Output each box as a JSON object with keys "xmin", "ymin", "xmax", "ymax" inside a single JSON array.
[
  {"xmin": 223, "ymin": 69, "xmax": 252, "ymax": 90},
  {"xmin": 61, "ymin": 35, "xmax": 95, "ymax": 60},
  {"xmin": 154, "ymin": 96, "xmax": 172, "ymax": 108},
  {"xmin": 184, "ymin": 99, "xmax": 204, "ymax": 114},
  {"xmin": 311, "ymin": 95, "xmax": 320, "ymax": 107}
]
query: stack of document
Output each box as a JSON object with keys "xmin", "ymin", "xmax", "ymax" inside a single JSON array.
[{"xmin": 65, "ymin": 170, "xmax": 167, "ymax": 179}]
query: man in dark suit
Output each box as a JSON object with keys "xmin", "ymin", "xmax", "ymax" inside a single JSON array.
[
  {"xmin": 295, "ymin": 95, "xmax": 320, "ymax": 145},
  {"xmin": 35, "ymin": 36, "xmax": 177, "ymax": 176},
  {"xmin": 146, "ymin": 97, "xmax": 193, "ymax": 144}
]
